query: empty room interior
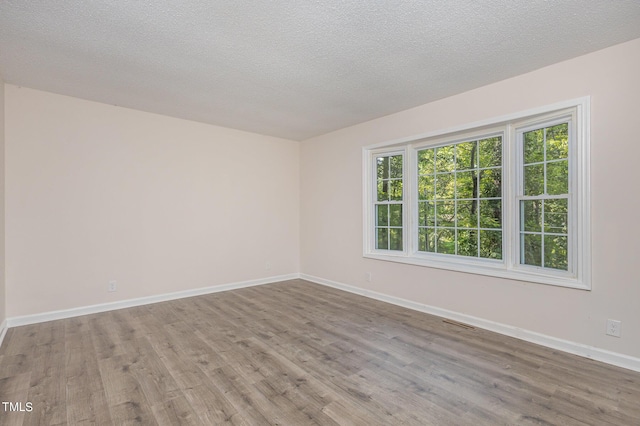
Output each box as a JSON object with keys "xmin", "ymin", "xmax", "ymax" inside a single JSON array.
[{"xmin": 1, "ymin": 1, "xmax": 640, "ymax": 425}]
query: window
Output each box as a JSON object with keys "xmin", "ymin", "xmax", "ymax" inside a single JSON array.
[
  {"xmin": 519, "ymin": 122, "xmax": 570, "ymax": 270},
  {"xmin": 416, "ymin": 136, "xmax": 503, "ymax": 259},
  {"xmin": 364, "ymin": 98, "xmax": 590, "ymax": 289},
  {"xmin": 375, "ymin": 153, "xmax": 404, "ymax": 251}
]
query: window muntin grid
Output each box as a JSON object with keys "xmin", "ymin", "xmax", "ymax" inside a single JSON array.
[
  {"xmin": 417, "ymin": 136, "xmax": 503, "ymax": 259},
  {"xmin": 375, "ymin": 154, "xmax": 403, "ymax": 251},
  {"xmin": 519, "ymin": 123, "xmax": 569, "ymax": 271}
]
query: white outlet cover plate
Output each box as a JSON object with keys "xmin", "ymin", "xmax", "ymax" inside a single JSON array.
[{"xmin": 606, "ymin": 319, "xmax": 621, "ymax": 337}]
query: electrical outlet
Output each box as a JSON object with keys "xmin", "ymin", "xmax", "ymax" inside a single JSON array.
[
  {"xmin": 265, "ymin": 261, "xmax": 272, "ymax": 270},
  {"xmin": 606, "ymin": 319, "xmax": 621, "ymax": 337},
  {"xmin": 108, "ymin": 280, "xmax": 117, "ymax": 292},
  {"xmin": 365, "ymin": 272, "xmax": 372, "ymax": 282}
]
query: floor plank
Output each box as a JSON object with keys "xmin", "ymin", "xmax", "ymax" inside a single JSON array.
[{"xmin": 0, "ymin": 279, "xmax": 639, "ymax": 425}]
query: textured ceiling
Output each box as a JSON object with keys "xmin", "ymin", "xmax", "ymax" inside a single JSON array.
[{"xmin": 1, "ymin": 1, "xmax": 640, "ymax": 141}]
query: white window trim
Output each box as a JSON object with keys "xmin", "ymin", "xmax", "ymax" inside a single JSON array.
[{"xmin": 362, "ymin": 97, "xmax": 591, "ymax": 290}]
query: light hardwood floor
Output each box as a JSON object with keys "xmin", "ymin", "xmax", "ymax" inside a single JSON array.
[{"xmin": 0, "ymin": 279, "xmax": 639, "ymax": 425}]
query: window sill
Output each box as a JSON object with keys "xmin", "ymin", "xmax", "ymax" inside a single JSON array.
[{"xmin": 363, "ymin": 251, "xmax": 589, "ymax": 290}]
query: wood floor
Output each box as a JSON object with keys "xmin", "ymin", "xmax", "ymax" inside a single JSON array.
[{"xmin": 0, "ymin": 280, "xmax": 639, "ymax": 425}]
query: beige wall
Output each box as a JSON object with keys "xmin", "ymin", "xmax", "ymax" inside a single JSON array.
[
  {"xmin": 300, "ymin": 38, "xmax": 640, "ymax": 358},
  {"xmin": 5, "ymin": 86, "xmax": 299, "ymax": 317},
  {"xmin": 0, "ymin": 79, "xmax": 5, "ymax": 325}
]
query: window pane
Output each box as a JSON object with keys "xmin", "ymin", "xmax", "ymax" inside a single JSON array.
[
  {"xmin": 376, "ymin": 205, "xmax": 389, "ymax": 226},
  {"xmin": 519, "ymin": 122, "xmax": 572, "ymax": 272},
  {"xmin": 524, "ymin": 129, "xmax": 544, "ymax": 164},
  {"xmin": 479, "ymin": 199, "xmax": 501, "ymax": 229},
  {"xmin": 479, "ymin": 169, "xmax": 501, "ymax": 198},
  {"xmin": 418, "ymin": 227, "xmax": 435, "ymax": 252},
  {"xmin": 544, "ymin": 235, "xmax": 568, "ymax": 270},
  {"xmin": 544, "ymin": 199, "xmax": 568, "ymax": 234},
  {"xmin": 376, "ymin": 228, "xmax": 388, "ymax": 250},
  {"xmin": 437, "ymin": 228, "xmax": 455, "ymax": 254},
  {"xmin": 390, "ymin": 155, "xmax": 403, "ymax": 179},
  {"xmin": 456, "ymin": 170, "xmax": 476, "ymax": 199},
  {"xmin": 389, "ymin": 204, "xmax": 402, "ymax": 227},
  {"xmin": 456, "ymin": 141, "xmax": 477, "ymax": 170},
  {"xmin": 457, "ymin": 200, "xmax": 477, "ymax": 228},
  {"xmin": 521, "ymin": 200, "xmax": 542, "ymax": 232},
  {"xmin": 546, "ymin": 160, "xmax": 568, "ymax": 195},
  {"xmin": 457, "ymin": 229, "xmax": 478, "ymax": 257},
  {"xmin": 435, "ymin": 173, "xmax": 454, "ymax": 199},
  {"xmin": 418, "ymin": 149, "xmax": 435, "ymax": 175},
  {"xmin": 546, "ymin": 123, "xmax": 569, "ymax": 160},
  {"xmin": 436, "ymin": 201, "xmax": 455, "ymax": 227},
  {"xmin": 377, "ymin": 156, "xmax": 389, "ymax": 180},
  {"xmin": 414, "ymin": 138, "xmax": 502, "ymax": 260},
  {"xmin": 418, "ymin": 227, "xmax": 426, "ymax": 251},
  {"xmin": 389, "ymin": 179, "xmax": 403, "ymax": 200},
  {"xmin": 522, "ymin": 233, "xmax": 542, "ymax": 266},
  {"xmin": 377, "ymin": 180, "xmax": 389, "ymax": 201},
  {"xmin": 480, "ymin": 230, "xmax": 502, "ymax": 259},
  {"xmin": 436, "ymin": 146, "xmax": 455, "ymax": 172},
  {"xmin": 418, "ymin": 175, "xmax": 434, "ymax": 200},
  {"xmin": 389, "ymin": 228, "xmax": 403, "ymax": 251},
  {"xmin": 418, "ymin": 201, "xmax": 434, "ymax": 226},
  {"xmin": 524, "ymin": 164, "xmax": 544, "ymax": 196},
  {"xmin": 479, "ymin": 137, "xmax": 502, "ymax": 168}
]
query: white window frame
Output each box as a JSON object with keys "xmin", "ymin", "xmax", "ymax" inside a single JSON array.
[{"xmin": 362, "ymin": 97, "xmax": 590, "ymax": 290}]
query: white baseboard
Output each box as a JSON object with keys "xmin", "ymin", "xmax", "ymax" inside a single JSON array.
[
  {"xmin": 0, "ymin": 319, "xmax": 7, "ymax": 349},
  {"xmin": 6, "ymin": 273, "xmax": 300, "ymax": 328},
  {"xmin": 300, "ymin": 273, "xmax": 640, "ymax": 373}
]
